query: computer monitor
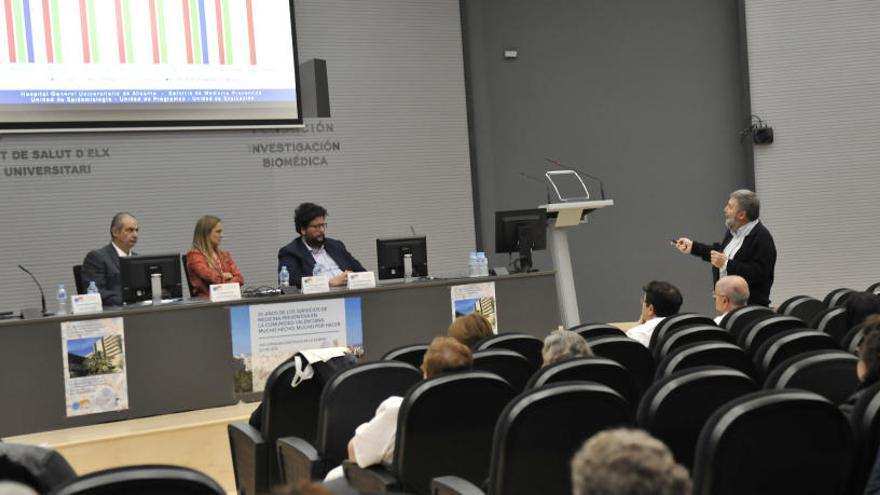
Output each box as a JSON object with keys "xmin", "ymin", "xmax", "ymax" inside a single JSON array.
[
  {"xmin": 495, "ymin": 209, "xmax": 547, "ymax": 272},
  {"xmin": 120, "ymin": 253, "xmax": 183, "ymax": 304},
  {"xmin": 376, "ymin": 237, "xmax": 428, "ymax": 280}
]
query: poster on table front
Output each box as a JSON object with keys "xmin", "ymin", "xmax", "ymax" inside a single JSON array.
[
  {"xmin": 61, "ymin": 317, "xmax": 129, "ymax": 417},
  {"xmin": 451, "ymin": 282, "xmax": 498, "ymax": 332},
  {"xmin": 229, "ymin": 297, "xmax": 363, "ymax": 396}
]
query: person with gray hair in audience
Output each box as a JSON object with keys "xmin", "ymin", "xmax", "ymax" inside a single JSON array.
[
  {"xmin": 542, "ymin": 329, "xmax": 593, "ymax": 367},
  {"xmin": 712, "ymin": 275, "xmax": 749, "ymax": 324},
  {"xmin": 571, "ymin": 428, "xmax": 691, "ymax": 495}
]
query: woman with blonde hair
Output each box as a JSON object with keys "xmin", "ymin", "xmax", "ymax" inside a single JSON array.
[{"xmin": 185, "ymin": 215, "xmax": 244, "ymax": 297}]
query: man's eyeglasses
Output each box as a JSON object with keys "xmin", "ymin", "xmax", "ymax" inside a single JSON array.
[{"xmin": 307, "ymin": 223, "xmax": 328, "ymax": 230}]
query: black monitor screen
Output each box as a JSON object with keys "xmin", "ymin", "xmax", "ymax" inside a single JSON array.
[
  {"xmin": 376, "ymin": 237, "xmax": 428, "ymax": 280},
  {"xmin": 120, "ymin": 253, "xmax": 183, "ymax": 304},
  {"xmin": 495, "ymin": 209, "xmax": 547, "ymax": 272}
]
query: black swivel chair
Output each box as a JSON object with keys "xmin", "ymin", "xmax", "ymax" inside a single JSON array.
[
  {"xmin": 654, "ymin": 341, "xmax": 755, "ymax": 381},
  {"xmin": 343, "ymin": 371, "xmax": 515, "ymax": 495},
  {"xmin": 653, "ymin": 325, "xmax": 733, "ymax": 362},
  {"xmin": 719, "ymin": 305, "xmax": 775, "ymax": 340},
  {"xmin": 588, "ymin": 336, "xmax": 655, "ymax": 394},
  {"xmin": 648, "ymin": 313, "xmax": 717, "ymax": 352},
  {"xmin": 637, "ymin": 366, "xmax": 757, "ymax": 469},
  {"xmin": 275, "ymin": 361, "xmax": 422, "ymax": 486},
  {"xmin": 751, "ymin": 329, "xmax": 838, "ymax": 380},
  {"xmin": 810, "ymin": 306, "xmax": 849, "ymax": 345},
  {"xmin": 525, "ymin": 356, "xmax": 639, "ymax": 411},
  {"xmin": 472, "ymin": 349, "xmax": 533, "ymax": 392},
  {"xmin": 51, "ymin": 465, "xmax": 225, "ymax": 495},
  {"xmin": 432, "ymin": 382, "xmax": 632, "ymax": 495},
  {"xmin": 737, "ymin": 315, "xmax": 805, "ymax": 355},
  {"xmin": 474, "ymin": 333, "xmax": 544, "ymax": 371},
  {"xmin": 781, "ymin": 296, "xmax": 826, "ymax": 324},
  {"xmin": 382, "ymin": 344, "xmax": 430, "ymax": 369},
  {"xmin": 763, "ymin": 350, "xmax": 859, "ymax": 406},
  {"xmin": 568, "ymin": 323, "xmax": 623, "ymax": 341},
  {"xmin": 72, "ymin": 264, "xmax": 86, "ymax": 295},
  {"xmin": 181, "ymin": 253, "xmax": 196, "ymax": 297}
]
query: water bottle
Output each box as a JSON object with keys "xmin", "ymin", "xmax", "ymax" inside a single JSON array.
[
  {"xmin": 279, "ymin": 265, "xmax": 290, "ymax": 288},
  {"xmin": 468, "ymin": 251, "xmax": 479, "ymax": 277},
  {"xmin": 56, "ymin": 284, "xmax": 68, "ymax": 315},
  {"xmin": 477, "ymin": 252, "xmax": 489, "ymax": 276},
  {"xmin": 313, "ymin": 262, "xmax": 324, "ymax": 277},
  {"xmin": 86, "ymin": 280, "xmax": 99, "ymax": 295}
]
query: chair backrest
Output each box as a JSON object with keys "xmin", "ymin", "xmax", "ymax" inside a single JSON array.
[
  {"xmin": 637, "ymin": 366, "xmax": 756, "ymax": 469},
  {"xmin": 782, "ymin": 296, "xmax": 826, "ymax": 324},
  {"xmin": 776, "ymin": 295, "xmax": 811, "ymax": 315},
  {"xmin": 842, "ymin": 324, "xmax": 864, "ymax": 355},
  {"xmin": 485, "ymin": 382, "xmax": 631, "ymax": 495},
  {"xmin": 849, "ymin": 382, "xmax": 880, "ymax": 495},
  {"xmin": 737, "ymin": 315, "xmax": 805, "ymax": 354},
  {"xmin": 526, "ymin": 356, "xmax": 639, "ymax": 409},
  {"xmin": 262, "ymin": 360, "xmax": 323, "ymax": 443},
  {"xmin": 648, "ymin": 313, "xmax": 717, "ymax": 351},
  {"xmin": 752, "ymin": 329, "xmax": 839, "ymax": 379},
  {"xmin": 382, "ymin": 344, "xmax": 430, "ymax": 369},
  {"xmin": 868, "ymin": 282, "xmax": 880, "ymax": 296},
  {"xmin": 653, "ymin": 325, "xmax": 733, "ymax": 362},
  {"xmin": 655, "ymin": 341, "xmax": 755, "ymax": 382},
  {"xmin": 472, "ymin": 349, "xmax": 533, "ymax": 392},
  {"xmin": 181, "ymin": 254, "xmax": 196, "ymax": 297},
  {"xmin": 764, "ymin": 350, "xmax": 859, "ymax": 406},
  {"xmin": 810, "ymin": 307, "xmax": 849, "ymax": 345},
  {"xmin": 588, "ymin": 336, "xmax": 655, "ymax": 394},
  {"xmin": 0, "ymin": 443, "xmax": 77, "ymax": 493},
  {"xmin": 315, "ymin": 361, "xmax": 422, "ymax": 465},
  {"xmin": 475, "ymin": 333, "xmax": 544, "ymax": 371},
  {"xmin": 52, "ymin": 465, "xmax": 225, "ymax": 495},
  {"xmin": 393, "ymin": 371, "xmax": 515, "ymax": 494},
  {"xmin": 720, "ymin": 305, "xmax": 775, "ymax": 340},
  {"xmin": 692, "ymin": 390, "xmax": 854, "ymax": 495},
  {"xmin": 568, "ymin": 323, "xmax": 623, "ymax": 341},
  {"xmin": 72, "ymin": 264, "xmax": 86, "ymax": 295},
  {"xmin": 824, "ymin": 288, "xmax": 855, "ymax": 308}
]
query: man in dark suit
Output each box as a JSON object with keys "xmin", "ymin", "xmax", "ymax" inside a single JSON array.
[
  {"xmin": 81, "ymin": 212, "xmax": 139, "ymax": 306},
  {"xmin": 278, "ymin": 202, "xmax": 365, "ymax": 289},
  {"xmin": 674, "ymin": 189, "xmax": 777, "ymax": 306}
]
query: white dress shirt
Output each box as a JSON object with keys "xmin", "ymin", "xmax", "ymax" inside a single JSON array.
[
  {"xmin": 112, "ymin": 242, "xmax": 131, "ymax": 257},
  {"xmin": 305, "ymin": 239, "xmax": 343, "ymax": 277},
  {"xmin": 721, "ymin": 219, "xmax": 759, "ymax": 277},
  {"xmin": 626, "ymin": 316, "xmax": 665, "ymax": 347}
]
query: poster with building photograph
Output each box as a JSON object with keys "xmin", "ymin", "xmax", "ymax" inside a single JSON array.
[
  {"xmin": 230, "ymin": 297, "xmax": 363, "ymax": 396},
  {"xmin": 451, "ymin": 282, "xmax": 498, "ymax": 332},
  {"xmin": 61, "ymin": 317, "xmax": 129, "ymax": 417}
]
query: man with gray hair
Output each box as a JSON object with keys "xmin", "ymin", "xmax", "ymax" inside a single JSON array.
[
  {"xmin": 81, "ymin": 212, "xmax": 140, "ymax": 306},
  {"xmin": 713, "ymin": 275, "xmax": 749, "ymax": 324},
  {"xmin": 673, "ymin": 189, "xmax": 776, "ymax": 306}
]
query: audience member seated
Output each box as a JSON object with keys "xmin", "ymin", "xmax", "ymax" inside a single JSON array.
[
  {"xmin": 324, "ymin": 337, "xmax": 472, "ymax": 482},
  {"xmin": 278, "ymin": 202, "xmax": 366, "ymax": 289},
  {"xmin": 448, "ymin": 312, "xmax": 494, "ymax": 349},
  {"xmin": 845, "ymin": 291, "xmax": 880, "ymax": 331},
  {"xmin": 712, "ymin": 275, "xmax": 749, "ymax": 324},
  {"xmin": 542, "ymin": 329, "xmax": 593, "ymax": 367},
  {"xmin": 842, "ymin": 315, "xmax": 880, "ymax": 416},
  {"xmin": 626, "ymin": 281, "xmax": 683, "ymax": 347},
  {"xmin": 570, "ymin": 428, "xmax": 691, "ymax": 495},
  {"xmin": 185, "ymin": 215, "xmax": 244, "ymax": 297},
  {"xmin": 80, "ymin": 212, "xmax": 139, "ymax": 306}
]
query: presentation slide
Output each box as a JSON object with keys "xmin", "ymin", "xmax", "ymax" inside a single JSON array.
[{"xmin": 0, "ymin": 0, "xmax": 301, "ymax": 129}]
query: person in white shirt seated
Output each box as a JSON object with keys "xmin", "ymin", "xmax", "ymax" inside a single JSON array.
[
  {"xmin": 324, "ymin": 336, "xmax": 473, "ymax": 482},
  {"xmin": 626, "ymin": 281, "xmax": 683, "ymax": 347},
  {"xmin": 712, "ymin": 275, "xmax": 749, "ymax": 325}
]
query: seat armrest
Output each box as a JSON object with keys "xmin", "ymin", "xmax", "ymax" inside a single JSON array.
[
  {"xmin": 276, "ymin": 436, "xmax": 327, "ymax": 484},
  {"xmin": 431, "ymin": 475, "xmax": 485, "ymax": 495},
  {"xmin": 343, "ymin": 460, "xmax": 400, "ymax": 493},
  {"xmin": 228, "ymin": 422, "xmax": 268, "ymax": 495}
]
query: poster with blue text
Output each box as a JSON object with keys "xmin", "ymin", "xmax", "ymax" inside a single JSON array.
[{"xmin": 61, "ymin": 317, "xmax": 128, "ymax": 417}]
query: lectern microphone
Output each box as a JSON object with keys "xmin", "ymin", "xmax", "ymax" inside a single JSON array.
[{"xmin": 18, "ymin": 264, "xmax": 52, "ymax": 319}]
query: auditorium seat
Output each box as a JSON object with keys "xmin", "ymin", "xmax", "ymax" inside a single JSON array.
[
  {"xmin": 472, "ymin": 349, "xmax": 532, "ymax": 392},
  {"xmin": 228, "ymin": 360, "xmax": 323, "ymax": 495},
  {"xmin": 637, "ymin": 366, "xmax": 756, "ymax": 469},
  {"xmin": 737, "ymin": 315, "xmax": 805, "ymax": 354},
  {"xmin": 780, "ymin": 295, "xmax": 826, "ymax": 324},
  {"xmin": 810, "ymin": 306, "xmax": 849, "ymax": 345},
  {"xmin": 868, "ymin": 282, "xmax": 880, "ymax": 295},
  {"xmin": 776, "ymin": 294, "xmax": 811, "ymax": 315},
  {"xmin": 848, "ymin": 381, "xmax": 880, "ymax": 494},
  {"xmin": 652, "ymin": 325, "xmax": 733, "ymax": 362},
  {"xmin": 692, "ymin": 390, "xmax": 854, "ymax": 495},
  {"xmin": 824, "ymin": 287, "xmax": 855, "ymax": 308},
  {"xmin": 568, "ymin": 323, "xmax": 623, "ymax": 341},
  {"xmin": 382, "ymin": 344, "xmax": 429, "ymax": 369},
  {"xmin": 343, "ymin": 371, "xmax": 515, "ymax": 494},
  {"xmin": 525, "ymin": 356, "xmax": 639, "ymax": 410},
  {"xmin": 654, "ymin": 341, "xmax": 755, "ymax": 381},
  {"xmin": 719, "ymin": 305, "xmax": 774, "ymax": 340},
  {"xmin": 0, "ymin": 442, "xmax": 77, "ymax": 493},
  {"xmin": 648, "ymin": 313, "xmax": 717, "ymax": 351},
  {"xmin": 763, "ymin": 350, "xmax": 859, "ymax": 406},
  {"xmin": 842, "ymin": 324, "xmax": 864, "ymax": 355},
  {"xmin": 588, "ymin": 336, "xmax": 655, "ymax": 394},
  {"xmin": 474, "ymin": 333, "xmax": 543, "ymax": 371},
  {"xmin": 751, "ymin": 330, "xmax": 839, "ymax": 379},
  {"xmin": 432, "ymin": 382, "xmax": 631, "ymax": 495},
  {"xmin": 276, "ymin": 361, "xmax": 421, "ymax": 486},
  {"xmin": 51, "ymin": 465, "xmax": 225, "ymax": 495}
]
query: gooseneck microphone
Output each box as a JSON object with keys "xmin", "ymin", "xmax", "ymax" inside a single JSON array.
[
  {"xmin": 18, "ymin": 264, "xmax": 51, "ymax": 319},
  {"xmin": 544, "ymin": 157, "xmax": 607, "ymax": 200}
]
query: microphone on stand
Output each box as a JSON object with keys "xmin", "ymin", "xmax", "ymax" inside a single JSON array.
[
  {"xmin": 544, "ymin": 157, "xmax": 607, "ymax": 200},
  {"xmin": 18, "ymin": 264, "xmax": 52, "ymax": 319},
  {"xmin": 519, "ymin": 171, "xmax": 552, "ymax": 204}
]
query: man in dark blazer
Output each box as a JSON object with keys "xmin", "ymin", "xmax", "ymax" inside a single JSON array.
[
  {"xmin": 673, "ymin": 190, "xmax": 777, "ymax": 306},
  {"xmin": 278, "ymin": 202, "xmax": 365, "ymax": 289},
  {"xmin": 81, "ymin": 212, "xmax": 140, "ymax": 306}
]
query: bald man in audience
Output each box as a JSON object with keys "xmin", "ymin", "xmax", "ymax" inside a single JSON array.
[{"xmin": 713, "ymin": 275, "xmax": 749, "ymax": 324}]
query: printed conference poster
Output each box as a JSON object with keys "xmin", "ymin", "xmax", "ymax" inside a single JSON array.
[
  {"xmin": 61, "ymin": 317, "xmax": 129, "ymax": 417},
  {"xmin": 229, "ymin": 297, "xmax": 363, "ymax": 397},
  {"xmin": 450, "ymin": 281, "xmax": 498, "ymax": 332}
]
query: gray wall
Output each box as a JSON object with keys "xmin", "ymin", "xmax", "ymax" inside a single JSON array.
[
  {"xmin": 463, "ymin": 0, "xmax": 753, "ymax": 322},
  {"xmin": 0, "ymin": 0, "xmax": 474, "ymax": 312}
]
